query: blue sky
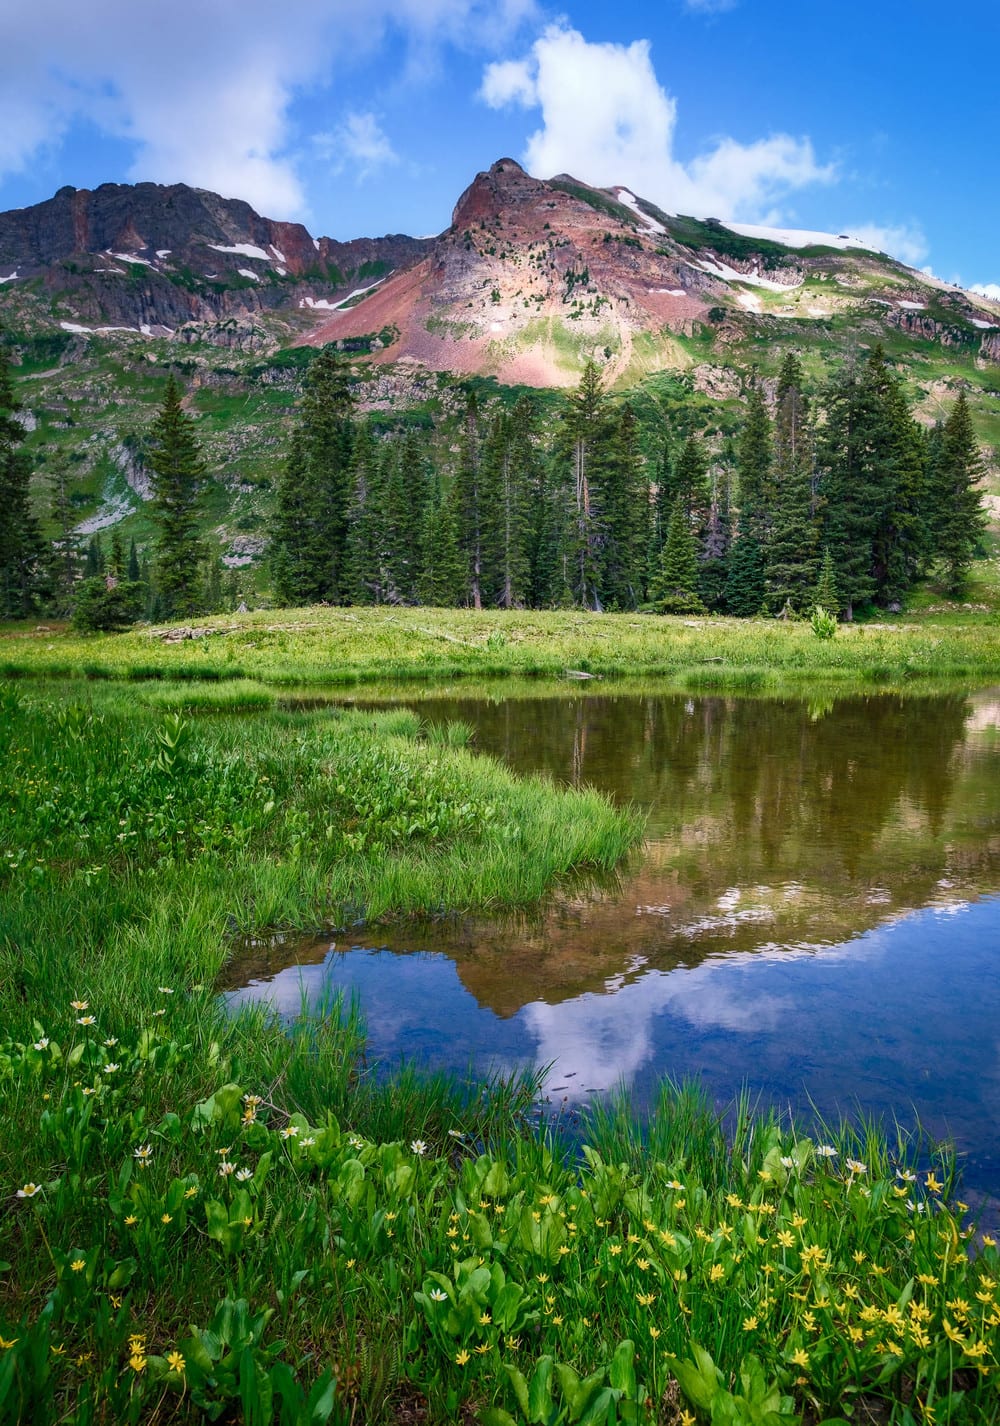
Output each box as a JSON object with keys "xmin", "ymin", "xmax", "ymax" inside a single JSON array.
[{"xmin": 2, "ymin": 0, "xmax": 998, "ymax": 296}]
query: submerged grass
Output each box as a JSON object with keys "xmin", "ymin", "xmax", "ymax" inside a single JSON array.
[{"xmin": 2, "ymin": 673, "xmax": 1000, "ymax": 1423}]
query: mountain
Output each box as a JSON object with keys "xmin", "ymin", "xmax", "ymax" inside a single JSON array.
[
  {"xmin": 0, "ymin": 180, "xmax": 430, "ymax": 345},
  {"xmin": 1, "ymin": 161, "xmax": 998, "ymax": 570},
  {"xmin": 299, "ymin": 157, "xmax": 1000, "ymax": 385}
]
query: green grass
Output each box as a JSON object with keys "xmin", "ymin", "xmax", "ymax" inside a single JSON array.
[
  {"xmin": 6, "ymin": 604, "xmax": 1000, "ymax": 690},
  {"xmin": 3, "ymin": 653, "xmax": 1000, "ymax": 1422}
]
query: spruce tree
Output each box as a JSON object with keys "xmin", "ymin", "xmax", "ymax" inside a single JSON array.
[
  {"xmin": 342, "ymin": 424, "xmax": 384, "ymax": 604},
  {"xmin": 148, "ymin": 373, "xmax": 206, "ymax": 618},
  {"xmin": 0, "ymin": 341, "xmax": 47, "ymax": 618},
  {"xmin": 47, "ymin": 446, "xmax": 78, "ymax": 612},
  {"xmin": 556, "ymin": 360, "xmax": 607, "ymax": 609},
  {"xmin": 481, "ymin": 409, "xmax": 531, "ymax": 609},
  {"xmin": 649, "ymin": 495, "xmax": 705, "ymax": 614},
  {"xmin": 271, "ymin": 348, "xmax": 355, "ymax": 606},
  {"xmin": 417, "ymin": 476, "xmax": 467, "ymax": 607},
  {"xmin": 599, "ymin": 402, "xmax": 647, "ymax": 609},
  {"xmin": 929, "ymin": 392, "xmax": 986, "ymax": 595},
  {"xmin": 736, "ymin": 378, "xmax": 774, "ymax": 545},
  {"xmin": 454, "ymin": 392, "xmax": 485, "ymax": 609},
  {"xmin": 724, "ymin": 534, "xmax": 766, "ymax": 616},
  {"xmin": 766, "ymin": 354, "xmax": 818, "ymax": 613},
  {"xmin": 698, "ymin": 462, "xmax": 733, "ymax": 611},
  {"xmin": 813, "ymin": 546, "xmax": 840, "ymax": 615}
]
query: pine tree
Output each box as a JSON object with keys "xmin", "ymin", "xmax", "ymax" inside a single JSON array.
[
  {"xmin": 342, "ymin": 424, "xmax": 384, "ymax": 605},
  {"xmin": 699, "ymin": 462, "xmax": 733, "ymax": 611},
  {"xmin": 84, "ymin": 535, "xmax": 104, "ymax": 578},
  {"xmin": 481, "ymin": 409, "xmax": 531, "ymax": 609},
  {"xmin": 736, "ymin": 378, "xmax": 774, "ymax": 545},
  {"xmin": 271, "ymin": 348, "xmax": 355, "ymax": 606},
  {"xmin": 556, "ymin": 361, "xmax": 607, "ymax": 609},
  {"xmin": 649, "ymin": 495, "xmax": 705, "ymax": 614},
  {"xmin": 148, "ymin": 373, "xmax": 206, "ymax": 618},
  {"xmin": 766, "ymin": 354, "xmax": 818, "ymax": 612},
  {"xmin": 417, "ymin": 476, "xmax": 467, "ymax": 607},
  {"xmin": 381, "ymin": 431, "xmax": 429, "ymax": 604},
  {"xmin": 813, "ymin": 546, "xmax": 840, "ymax": 615},
  {"xmin": 724, "ymin": 534, "xmax": 766, "ymax": 616},
  {"xmin": 0, "ymin": 341, "xmax": 47, "ymax": 618},
  {"xmin": 599, "ymin": 402, "xmax": 647, "ymax": 609},
  {"xmin": 47, "ymin": 446, "xmax": 78, "ymax": 612},
  {"xmin": 928, "ymin": 392, "xmax": 986, "ymax": 595},
  {"xmin": 454, "ymin": 392, "xmax": 485, "ymax": 610}
]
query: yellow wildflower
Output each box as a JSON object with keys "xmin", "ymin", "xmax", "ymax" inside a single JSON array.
[
  {"xmin": 455, "ymin": 1349, "xmax": 470, "ymax": 1366},
  {"xmin": 70, "ymin": 1259, "xmax": 85, "ymax": 1273},
  {"xmin": 790, "ymin": 1348, "xmax": 809, "ymax": 1369},
  {"xmin": 166, "ymin": 1350, "xmax": 185, "ymax": 1373}
]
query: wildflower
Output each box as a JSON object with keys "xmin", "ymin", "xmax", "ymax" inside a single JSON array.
[
  {"xmin": 301, "ymin": 1136, "xmax": 316, "ymax": 1147},
  {"xmin": 790, "ymin": 1348, "xmax": 809, "ymax": 1369},
  {"xmin": 608, "ymin": 1244, "xmax": 622, "ymax": 1256},
  {"xmin": 70, "ymin": 1000, "xmax": 88, "ymax": 1011},
  {"xmin": 166, "ymin": 1350, "xmax": 185, "ymax": 1373},
  {"xmin": 845, "ymin": 1159, "xmax": 867, "ymax": 1176},
  {"xmin": 103, "ymin": 1063, "xmax": 120, "ymax": 1074},
  {"xmin": 76, "ymin": 1015, "xmax": 96, "ymax": 1027},
  {"xmin": 983, "ymin": 1235, "xmax": 996, "ymax": 1248},
  {"xmin": 429, "ymin": 1288, "xmax": 448, "ymax": 1302},
  {"xmin": 108, "ymin": 1294, "xmax": 122, "ymax": 1308},
  {"xmin": 218, "ymin": 1162, "xmax": 236, "ymax": 1177},
  {"xmin": 152, "ymin": 1009, "xmax": 165, "ymax": 1017},
  {"xmin": 455, "ymin": 1349, "xmax": 470, "ymax": 1366},
  {"xmin": 124, "ymin": 1215, "xmax": 138, "ymax": 1226},
  {"xmin": 917, "ymin": 1272, "xmax": 938, "ymax": 1286},
  {"xmin": 505, "ymin": 1335, "xmax": 521, "ymax": 1350},
  {"xmin": 129, "ymin": 1353, "xmax": 146, "ymax": 1372},
  {"xmin": 896, "ymin": 1167, "xmax": 916, "ymax": 1182},
  {"xmin": 536, "ymin": 1274, "xmax": 549, "ymax": 1283},
  {"xmin": 447, "ymin": 1129, "xmax": 463, "ymax": 1139},
  {"xmin": 665, "ymin": 1179, "xmax": 684, "ymax": 1191},
  {"xmin": 184, "ymin": 1186, "xmax": 198, "ymax": 1198},
  {"xmin": 82, "ymin": 1086, "xmax": 96, "ymax": 1097},
  {"xmin": 780, "ymin": 1156, "xmax": 799, "ymax": 1170},
  {"xmin": 235, "ymin": 1168, "xmax": 253, "ymax": 1182},
  {"xmin": 558, "ymin": 1245, "xmax": 571, "ymax": 1256},
  {"xmin": 128, "ymin": 1335, "xmax": 146, "ymax": 1351},
  {"xmin": 743, "ymin": 1316, "xmax": 758, "ymax": 1331},
  {"xmin": 709, "ymin": 1264, "xmax": 724, "ymax": 1282},
  {"xmin": 33, "ymin": 1038, "xmax": 49, "ymax": 1051},
  {"xmin": 280, "ymin": 1126, "xmax": 298, "ymax": 1140},
  {"xmin": 133, "ymin": 1144, "xmax": 153, "ymax": 1163},
  {"xmin": 848, "ymin": 1325, "xmax": 864, "ymax": 1344},
  {"xmin": 636, "ymin": 1257, "xmax": 650, "ymax": 1270},
  {"xmin": 552, "ymin": 1314, "xmax": 564, "ymax": 1326},
  {"xmin": 70, "ymin": 1259, "xmax": 85, "ymax": 1272},
  {"xmin": 157, "ymin": 986, "xmax": 174, "ymax": 995},
  {"xmin": 660, "ymin": 1230, "xmax": 677, "ymax": 1249},
  {"xmin": 411, "ymin": 1139, "xmax": 427, "ymax": 1156},
  {"xmin": 650, "ymin": 1325, "xmax": 661, "ymax": 1340},
  {"xmin": 926, "ymin": 1172, "xmax": 944, "ymax": 1194},
  {"xmin": 0, "ymin": 1337, "xmax": 18, "ymax": 1349},
  {"xmin": 475, "ymin": 1343, "xmax": 490, "ymax": 1355},
  {"xmin": 16, "ymin": 1183, "xmax": 41, "ymax": 1199},
  {"xmin": 791, "ymin": 1214, "xmax": 807, "ymax": 1229},
  {"xmin": 478, "ymin": 1313, "xmax": 491, "ymax": 1325},
  {"xmin": 680, "ymin": 1412, "xmax": 696, "ymax": 1426},
  {"xmin": 636, "ymin": 1292, "xmax": 656, "ymax": 1307},
  {"xmin": 815, "ymin": 1144, "xmax": 837, "ymax": 1158},
  {"xmin": 776, "ymin": 1230, "xmax": 795, "ymax": 1248},
  {"xmin": 103, "ymin": 1038, "xmax": 118, "ymax": 1047},
  {"xmin": 943, "ymin": 1319, "xmax": 964, "ymax": 1344}
]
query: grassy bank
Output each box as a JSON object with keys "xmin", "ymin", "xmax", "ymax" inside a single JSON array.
[
  {"xmin": 4, "ymin": 604, "xmax": 1000, "ymax": 690},
  {"xmin": 3, "ymin": 678, "xmax": 1000, "ymax": 1423}
]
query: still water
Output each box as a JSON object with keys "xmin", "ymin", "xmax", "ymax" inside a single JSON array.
[{"xmin": 225, "ymin": 688, "xmax": 1000, "ymax": 1205}]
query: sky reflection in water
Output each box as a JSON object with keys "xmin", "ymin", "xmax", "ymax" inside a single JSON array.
[{"xmin": 225, "ymin": 688, "xmax": 1000, "ymax": 1202}]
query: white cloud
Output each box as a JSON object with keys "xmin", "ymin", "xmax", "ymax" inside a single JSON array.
[
  {"xmin": 846, "ymin": 222, "xmax": 929, "ymax": 267},
  {"xmin": 315, "ymin": 112, "xmax": 399, "ymax": 180},
  {"xmin": 683, "ymin": 0, "xmax": 738, "ymax": 13},
  {"xmin": 0, "ymin": 0, "xmax": 533, "ymax": 217},
  {"xmin": 480, "ymin": 24, "xmax": 834, "ymax": 223},
  {"xmin": 971, "ymin": 282, "xmax": 1000, "ymax": 303}
]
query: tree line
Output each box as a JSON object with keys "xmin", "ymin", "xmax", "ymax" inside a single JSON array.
[
  {"xmin": 0, "ymin": 340, "xmax": 987, "ymax": 628},
  {"xmin": 269, "ymin": 346, "xmax": 986, "ymax": 621}
]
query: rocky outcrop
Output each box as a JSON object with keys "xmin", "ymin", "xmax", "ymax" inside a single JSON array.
[{"xmin": 0, "ymin": 182, "xmax": 432, "ymax": 332}]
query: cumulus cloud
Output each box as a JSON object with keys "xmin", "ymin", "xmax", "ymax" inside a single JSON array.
[
  {"xmin": 846, "ymin": 222, "xmax": 929, "ymax": 268},
  {"xmin": 480, "ymin": 24, "xmax": 834, "ymax": 222},
  {"xmin": 971, "ymin": 282, "xmax": 1000, "ymax": 302},
  {"xmin": 1, "ymin": 0, "xmax": 532, "ymax": 216}
]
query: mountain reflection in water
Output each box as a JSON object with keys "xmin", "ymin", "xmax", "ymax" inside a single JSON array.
[{"xmin": 224, "ymin": 689, "xmax": 1000, "ymax": 1205}]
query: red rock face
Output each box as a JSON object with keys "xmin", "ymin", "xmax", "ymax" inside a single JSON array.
[{"xmin": 298, "ymin": 158, "xmax": 721, "ymax": 386}]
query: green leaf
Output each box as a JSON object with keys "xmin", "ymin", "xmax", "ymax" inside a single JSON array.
[
  {"xmin": 527, "ymin": 1356, "xmax": 554, "ymax": 1423},
  {"xmin": 608, "ymin": 1340, "xmax": 636, "ymax": 1399}
]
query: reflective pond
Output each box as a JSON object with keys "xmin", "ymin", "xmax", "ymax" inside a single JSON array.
[{"xmin": 224, "ymin": 688, "xmax": 1000, "ymax": 1209}]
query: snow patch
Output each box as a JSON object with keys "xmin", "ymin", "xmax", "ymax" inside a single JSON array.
[
  {"xmin": 971, "ymin": 318, "xmax": 997, "ymax": 329},
  {"xmin": 60, "ymin": 321, "xmax": 93, "ymax": 334},
  {"xmin": 238, "ymin": 268, "xmax": 260, "ymax": 281},
  {"xmin": 897, "ymin": 300, "xmax": 924, "ymax": 310},
  {"xmin": 112, "ymin": 251, "xmax": 152, "ymax": 266},
  {"xmin": 737, "ymin": 292, "xmax": 762, "ymax": 312},
  {"xmin": 156, "ymin": 249, "xmax": 171, "ymax": 258},
  {"xmin": 275, "ymin": 267, "xmax": 287, "ymax": 277},
  {"xmin": 208, "ymin": 242, "xmax": 270, "ymax": 261},
  {"xmin": 0, "ymin": 269, "xmax": 19, "ymax": 283},
  {"xmin": 616, "ymin": 189, "xmax": 666, "ymax": 235},
  {"xmin": 299, "ymin": 297, "xmax": 339, "ymax": 310},
  {"xmin": 724, "ymin": 222, "xmax": 869, "ymax": 251},
  {"xmin": 330, "ymin": 276, "xmax": 389, "ymax": 309},
  {"xmin": 693, "ymin": 258, "xmax": 802, "ymax": 293},
  {"xmin": 654, "ymin": 287, "xmax": 686, "ymax": 296},
  {"xmin": 270, "ymin": 245, "xmax": 287, "ymax": 264},
  {"xmin": 312, "ymin": 237, "xmax": 320, "ymax": 252}
]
